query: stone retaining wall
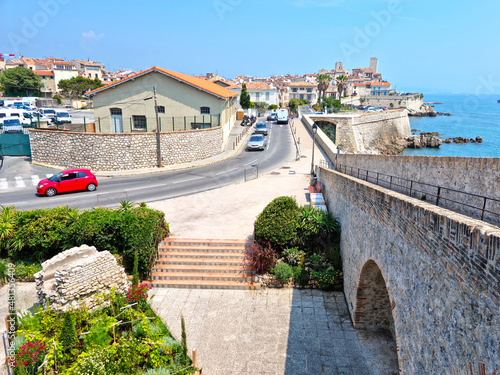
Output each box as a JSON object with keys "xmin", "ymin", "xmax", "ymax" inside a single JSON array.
[
  {"xmin": 29, "ymin": 127, "xmax": 223, "ymax": 171},
  {"xmin": 318, "ymin": 167, "xmax": 500, "ymax": 375}
]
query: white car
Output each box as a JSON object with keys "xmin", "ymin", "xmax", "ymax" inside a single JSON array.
[
  {"xmin": 53, "ymin": 110, "xmax": 72, "ymax": 124},
  {"xmin": 247, "ymin": 134, "xmax": 266, "ymax": 151}
]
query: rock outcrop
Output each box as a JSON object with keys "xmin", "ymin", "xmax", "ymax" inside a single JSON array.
[
  {"xmin": 408, "ymin": 103, "xmax": 451, "ymax": 117},
  {"xmin": 443, "ymin": 136, "xmax": 483, "ymax": 144},
  {"xmin": 406, "ymin": 135, "xmax": 442, "ymax": 148},
  {"xmin": 35, "ymin": 244, "xmax": 130, "ymax": 312}
]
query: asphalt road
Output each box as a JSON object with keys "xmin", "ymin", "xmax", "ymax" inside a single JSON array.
[{"xmin": 0, "ymin": 119, "xmax": 296, "ymax": 210}]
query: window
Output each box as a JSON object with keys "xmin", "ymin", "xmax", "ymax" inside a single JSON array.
[
  {"xmin": 157, "ymin": 106, "xmax": 165, "ymax": 114},
  {"xmin": 307, "ymin": 94, "xmax": 312, "ymax": 100},
  {"xmin": 255, "ymin": 92, "xmax": 260, "ymax": 101},
  {"xmin": 200, "ymin": 106, "xmax": 210, "ymax": 114},
  {"xmin": 77, "ymin": 172, "xmax": 87, "ymax": 178},
  {"xmin": 132, "ymin": 115, "xmax": 147, "ymax": 130},
  {"xmin": 265, "ymin": 92, "xmax": 270, "ymax": 100},
  {"xmin": 292, "ymin": 94, "xmax": 296, "ymax": 99},
  {"xmin": 292, "ymin": 88, "xmax": 298, "ymax": 93},
  {"xmin": 110, "ymin": 108, "xmax": 122, "ymax": 115},
  {"xmin": 299, "ymin": 94, "xmax": 304, "ymax": 99},
  {"xmin": 306, "ymin": 88, "xmax": 312, "ymax": 93}
]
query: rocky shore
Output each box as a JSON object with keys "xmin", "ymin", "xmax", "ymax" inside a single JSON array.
[{"xmin": 407, "ymin": 103, "xmax": 451, "ymax": 117}]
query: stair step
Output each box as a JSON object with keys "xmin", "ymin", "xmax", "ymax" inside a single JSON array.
[
  {"xmin": 150, "ymin": 279, "xmax": 260, "ymax": 290},
  {"xmin": 158, "ymin": 251, "xmax": 246, "ymax": 259},
  {"xmin": 159, "ymin": 245, "xmax": 248, "ymax": 253},
  {"xmin": 153, "ymin": 264, "xmax": 251, "ymax": 274},
  {"xmin": 161, "ymin": 238, "xmax": 250, "ymax": 248},
  {"xmin": 151, "ymin": 271, "xmax": 253, "ymax": 282},
  {"xmin": 157, "ymin": 257, "xmax": 247, "ymax": 266}
]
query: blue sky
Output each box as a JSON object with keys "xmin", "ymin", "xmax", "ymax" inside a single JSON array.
[{"xmin": 1, "ymin": 0, "xmax": 499, "ymax": 94}]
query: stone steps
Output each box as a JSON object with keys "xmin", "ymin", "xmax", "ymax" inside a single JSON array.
[{"xmin": 151, "ymin": 238, "xmax": 259, "ymax": 290}]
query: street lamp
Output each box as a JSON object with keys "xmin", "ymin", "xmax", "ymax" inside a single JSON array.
[{"xmin": 310, "ymin": 123, "xmax": 318, "ymax": 175}]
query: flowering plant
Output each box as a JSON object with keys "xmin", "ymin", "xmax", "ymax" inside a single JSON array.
[
  {"xmin": 7, "ymin": 339, "xmax": 47, "ymax": 374},
  {"xmin": 311, "ymin": 267, "xmax": 340, "ymax": 289},
  {"xmin": 125, "ymin": 283, "xmax": 152, "ymax": 310}
]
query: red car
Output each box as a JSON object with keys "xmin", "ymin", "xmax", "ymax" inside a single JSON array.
[{"xmin": 37, "ymin": 169, "xmax": 98, "ymax": 197}]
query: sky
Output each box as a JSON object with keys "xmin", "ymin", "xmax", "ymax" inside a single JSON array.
[{"xmin": 1, "ymin": 0, "xmax": 499, "ymax": 94}]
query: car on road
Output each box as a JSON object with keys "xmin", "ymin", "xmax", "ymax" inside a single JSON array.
[
  {"xmin": 254, "ymin": 122, "xmax": 268, "ymax": 136},
  {"xmin": 247, "ymin": 134, "xmax": 266, "ymax": 151},
  {"xmin": 52, "ymin": 110, "xmax": 72, "ymax": 124},
  {"xmin": 277, "ymin": 109, "xmax": 289, "ymax": 124},
  {"xmin": 37, "ymin": 169, "xmax": 98, "ymax": 197},
  {"xmin": 267, "ymin": 113, "xmax": 277, "ymax": 121}
]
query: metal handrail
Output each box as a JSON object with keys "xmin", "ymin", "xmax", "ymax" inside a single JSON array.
[{"xmin": 336, "ymin": 163, "xmax": 500, "ymax": 224}]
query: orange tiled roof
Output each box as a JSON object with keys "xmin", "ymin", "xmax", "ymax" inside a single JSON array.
[
  {"xmin": 54, "ymin": 61, "xmax": 74, "ymax": 66},
  {"xmin": 73, "ymin": 59, "xmax": 101, "ymax": 67},
  {"xmin": 372, "ymin": 82, "xmax": 391, "ymax": 86},
  {"xmin": 86, "ymin": 66, "xmax": 238, "ymax": 99},
  {"xmin": 238, "ymin": 82, "xmax": 270, "ymax": 90},
  {"xmin": 34, "ymin": 70, "xmax": 54, "ymax": 76},
  {"xmin": 289, "ymin": 81, "xmax": 318, "ymax": 87}
]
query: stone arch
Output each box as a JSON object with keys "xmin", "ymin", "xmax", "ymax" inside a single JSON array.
[
  {"xmin": 354, "ymin": 260, "xmax": 396, "ymax": 337},
  {"xmin": 314, "ymin": 120, "xmax": 337, "ymax": 143}
]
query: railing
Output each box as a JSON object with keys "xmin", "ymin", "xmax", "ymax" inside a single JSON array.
[{"xmin": 336, "ymin": 163, "xmax": 500, "ymax": 225}]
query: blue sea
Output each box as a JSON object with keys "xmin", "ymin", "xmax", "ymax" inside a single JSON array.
[{"xmin": 402, "ymin": 94, "xmax": 500, "ymax": 158}]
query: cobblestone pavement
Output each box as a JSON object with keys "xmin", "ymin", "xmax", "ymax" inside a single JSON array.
[{"xmin": 150, "ymin": 288, "xmax": 398, "ymax": 375}]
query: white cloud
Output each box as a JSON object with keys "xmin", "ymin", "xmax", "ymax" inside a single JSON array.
[{"xmin": 82, "ymin": 30, "xmax": 104, "ymax": 40}]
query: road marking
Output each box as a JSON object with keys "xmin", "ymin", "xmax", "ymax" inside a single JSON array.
[
  {"xmin": 5, "ymin": 201, "xmax": 28, "ymax": 205},
  {"xmin": 126, "ymin": 183, "xmax": 166, "ymax": 192},
  {"xmin": 0, "ymin": 178, "xmax": 7, "ymax": 190},
  {"xmin": 15, "ymin": 176, "xmax": 25, "ymax": 188},
  {"xmin": 172, "ymin": 176, "xmax": 204, "ymax": 184},
  {"xmin": 215, "ymin": 167, "xmax": 239, "ymax": 176},
  {"xmin": 244, "ymin": 159, "xmax": 258, "ymax": 166},
  {"xmin": 32, "ymin": 175, "xmax": 39, "ymax": 186}
]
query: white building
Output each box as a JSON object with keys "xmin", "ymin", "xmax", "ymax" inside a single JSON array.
[{"xmin": 232, "ymin": 82, "xmax": 279, "ymax": 107}]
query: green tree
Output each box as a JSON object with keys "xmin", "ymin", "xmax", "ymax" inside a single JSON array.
[
  {"xmin": 239, "ymin": 83, "xmax": 251, "ymax": 109},
  {"xmin": 58, "ymin": 76, "xmax": 104, "ymax": 98},
  {"xmin": 0, "ymin": 66, "xmax": 42, "ymax": 96},
  {"xmin": 268, "ymin": 104, "xmax": 278, "ymax": 111},
  {"xmin": 255, "ymin": 101, "xmax": 268, "ymax": 114},
  {"xmin": 335, "ymin": 75, "xmax": 348, "ymax": 101},
  {"xmin": 59, "ymin": 312, "xmax": 78, "ymax": 351},
  {"xmin": 315, "ymin": 74, "xmax": 331, "ymax": 103}
]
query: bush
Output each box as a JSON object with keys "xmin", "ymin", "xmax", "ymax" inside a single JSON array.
[
  {"xmin": 14, "ymin": 261, "xmax": 42, "ymax": 282},
  {"xmin": 59, "ymin": 312, "xmax": 78, "ymax": 351},
  {"xmin": 292, "ymin": 267, "xmax": 310, "ymax": 287},
  {"xmin": 296, "ymin": 206, "xmax": 340, "ymax": 253},
  {"xmin": 245, "ymin": 241, "xmax": 276, "ymax": 274},
  {"xmin": 312, "ymin": 267, "xmax": 341, "ymax": 289},
  {"xmin": 254, "ymin": 196, "xmax": 299, "ymax": 250},
  {"xmin": 274, "ymin": 262, "xmax": 292, "ymax": 282},
  {"xmin": 281, "ymin": 247, "xmax": 304, "ymax": 267}
]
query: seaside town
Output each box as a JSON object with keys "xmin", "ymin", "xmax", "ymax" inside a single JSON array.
[{"xmin": 0, "ymin": 2, "xmax": 498, "ymax": 375}]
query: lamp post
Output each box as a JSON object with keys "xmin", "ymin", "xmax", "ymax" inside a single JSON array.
[{"xmin": 310, "ymin": 123, "xmax": 318, "ymax": 175}]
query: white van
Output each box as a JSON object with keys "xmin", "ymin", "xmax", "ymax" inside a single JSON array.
[
  {"xmin": 0, "ymin": 109, "xmax": 32, "ymax": 125},
  {"xmin": 277, "ymin": 109, "xmax": 289, "ymax": 124}
]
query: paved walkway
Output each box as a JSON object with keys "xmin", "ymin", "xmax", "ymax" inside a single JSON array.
[{"xmin": 0, "ymin": 118, "xmax": 399, "ymax": 375}]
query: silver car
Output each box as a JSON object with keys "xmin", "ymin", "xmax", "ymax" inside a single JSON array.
[
  {"xmin": 254, "ymin": 122, "xmax": 268, "ymax": 136},
  {"xmin": 247, "ymin": 134, "xmax": 266, "ymax": 151}
]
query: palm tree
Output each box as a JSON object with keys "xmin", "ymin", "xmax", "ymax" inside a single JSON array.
[
  {"xmin": 335, "ymin": 75, "xmax": 348, "ymax": 102},
  {"xmin": 315, "ymin": 74, "xmax": 331, "ymax": 103}
]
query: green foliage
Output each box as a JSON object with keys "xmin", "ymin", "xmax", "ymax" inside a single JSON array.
[
  {"xmin": 143, "ymin": 367, "xmax": 172, "ymax": 375},
  {"xmin": 311, "ymin": 267, "xmax": 341, "ymax": 289},
  {"xmin": 58, "ymin": 76, "xmax": 104, "ymax": 98},
  {"xmin": 296, "ymin": 206, "xmax": 340, "ymax": 253},
  {"xmin": 245, "ymin": 241, "xmax": 276, "ymax": 274},
  {"xmin": 7, "ymin": 339, "xmax": 47, "ymax": 374},
  {"xmin": 274, "ymin": 262, "xmax": 293, "ymax": 282},
  {"xmin": 53, "ymin": 94, "xmax": 62, "ymax": 104},
  {"xmin": 254, "ymin": 196, "xmax": 299, "ymax": 250},
  {"xmin": 0, "ymin": 258, "xmax": 9, "ymax": 282},
  {"xmin": 125, "ymin": 283, "xmax": 152, "ymax": 311},
  {"xmin": 0, "ymin": 66, "xmax": 42, "ymax": 96},
  {"xmin": 133, "ymin": 249, "xmax": 139, "ymax": 284},
  {"xmin": 292, "ymin": 267, "xmax": 310, "ymax": 287},
  {"xmin": 288, "ymin": 98, "xmax": 310, "ymax": 111},
  {"xmin": 268, "ymin": 104, "xmax": 278, "ymax": 110},
  {"xmin": 255, "ymin": 101, "xmax": 268, "ymax": 112},
  {"xmin": 239, "ymin": 83, "xmax": 251, "ymax": 109},
  {"xmin": 281, "ymin": 247, "xmax": 304, "ymax": 267},
  {"xmin": 120, "ymin": 200, "xmax": 136, "ymax": 210},
  {"xmin": 14, "ymin": 261, "xmax": 42, "ymax": 281},
  {"xmin": 59, "ymin": 313, "xmax": 78, "ymax": 351},
  {"xmin": 389, "ymin": 102, "xmax": 394, "ymax": 108},
  {"xmin": 181, "ymin": 315, "xmax": 187, "ymax": 361}
]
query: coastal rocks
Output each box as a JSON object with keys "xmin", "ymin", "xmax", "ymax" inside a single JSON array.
[
  {"xmin": 443, "ymin": 136, "xmax": 483, "ymax": 144},
  {"xmin": 408, "ymin": 103, "xmax": 451, "ymax": 117},
  {"xmin": 406, "ymin": 134, "xmax": 442, "ymax": 148}
]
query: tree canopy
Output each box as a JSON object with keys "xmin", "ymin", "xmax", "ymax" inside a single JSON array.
[
  {"xmin": 315, "ymin": 74, "xmax": 331, "ymax": 103},
  {"xmin": 335, "ymin": 75, "xmax": 348, "ymax": 100},
  {"xmin": 58, "ymin": 76, "xmax": 104, "ymax": 98},
  {"xmin": 239, "ymin": 83, "xmax": 251, "ymax": 109},
  {"xmin": 0, "ymin": 66, "xmax": 42, "ymax": 96}
]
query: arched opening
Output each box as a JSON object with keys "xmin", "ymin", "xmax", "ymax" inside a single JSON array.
[
  {"xmin": 314, "ymin": 120, "xmax": 336, "ymax": 144},
  {"xmin": 354, "ymin": 260, "xmax": 395, "ymax": 337}
]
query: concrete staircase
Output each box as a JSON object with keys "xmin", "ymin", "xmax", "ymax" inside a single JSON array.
[{"xmin": 150, "ymin": 238, "xmax": 260, "ymax": 290}]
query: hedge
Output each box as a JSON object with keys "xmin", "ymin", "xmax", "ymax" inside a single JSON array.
[{"xmin": 0, "ymin": 206, "xmax": 168, "ymax": 278}]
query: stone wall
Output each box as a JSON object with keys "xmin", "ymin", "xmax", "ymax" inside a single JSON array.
[
  {"xmin": 334, "ymin": 154, "xmax": 500, "ymax": 226},
  {"xmin": 35, "ymin": 245, "xmax": 130, "ymax": 311},
  {"xmin": 302, "ymin": 110, "xmax": 411, "ymax": 154},
  {"xmin": 361, "ymin": 94, "xmax": 424, "ymax": 112},
  {"xmin": 318, "ymin": 167, "xmax": 500, "ymax": 375},
  {"xmin": 29, "ymin": 127, "xmax": 223, "ymax": 171}
]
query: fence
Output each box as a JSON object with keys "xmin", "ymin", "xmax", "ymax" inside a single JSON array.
[{"xmin": 336, "ymin": 163, "xmax": 500, "ymax": 226}]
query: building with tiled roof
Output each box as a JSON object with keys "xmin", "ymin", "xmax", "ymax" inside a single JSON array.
[
  {"xmin": 34, "ymin": 70, "xmax": 56, "ymax": 95},
  {"xmin": 86, "ymin": 66, "xmax": 238, "ymax": 135},
  {"xmin": 73, "ymin": 59, "xmax": 104, "ymax": 80},
  {"xmin": 231, "ymin": 81, "xmax": 278, "ymax": 108},
  {"xmin": 353, "ymin": 81, "xmax": 391, "ymax": 96},
  {"xmin": 288, "ymin": 81, "xmax": 318, "ymax": 103}
]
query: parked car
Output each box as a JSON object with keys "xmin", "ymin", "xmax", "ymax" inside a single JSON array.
[
  {"xmin": 1, "ymin": 118, "xmax": 23, "ymax": 133},
  {"xmin": 277, "ymin": 109, "xmax": 289, "ymax": 124},
  {"xmin": 37, "ymin": 169, "xmax": 98, "ymax": 197},
  {"xmin": 267, "ymin": 113, "xmax": 277, "ymax": 121},
  {"xmin": 39, "ymin": 108, "xmax": 56, "ymax": 119},
  {"xmin": 52, "ymin": 110, "xmax": 72, "ymax": 124},
  {"xmin": 247, "ymin": 134, "xmax": 266, "ymax": 151},
  {"xmin": 254, "ymin": 122, "xmax": 268, "ymax": 136}
]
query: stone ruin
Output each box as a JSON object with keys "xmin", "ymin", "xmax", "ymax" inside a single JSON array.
[{"xmin": 34, "ymin": 244, "xmax": 130, "ymax": 312}]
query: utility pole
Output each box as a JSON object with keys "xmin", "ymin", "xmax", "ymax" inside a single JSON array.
[{"xmin": 153, "ymin": 86, "xmax": 162, "ymax": 168}]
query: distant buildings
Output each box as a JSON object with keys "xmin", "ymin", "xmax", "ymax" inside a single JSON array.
[{"xmin": 231, "ymin": 82, "xmax": 279, "ymax": 108}]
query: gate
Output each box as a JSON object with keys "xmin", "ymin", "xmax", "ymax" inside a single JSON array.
[{"xmin": 0, "ymin": 133, "xmax": 31, "ymax": 156}]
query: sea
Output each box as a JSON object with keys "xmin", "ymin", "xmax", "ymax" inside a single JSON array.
[{"xmin": 402, "ymin": 94, "xmax": 500, "ymax": 158}]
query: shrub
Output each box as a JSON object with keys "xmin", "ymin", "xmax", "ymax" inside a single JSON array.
[
  {"xmin": 292, "ymin": 267, "xmax": 310, "ymax": 287},
  {"xmin": 59, "ymin": 312, "xmax": 78, "ymax": 351},
  {"xmin": 7, "ymin": 339, "xmax": 47, "ymax": 373},
  {"xmin": 0, "ymin": 258, "xmax": 9, "ymax": 283},
  {"xmin": 281, "ymin": 247, "xmax": 304, "ymax": 267},
  {"xmin": 143, "ymin": 368, "xmax": 172, "ymax": 375},
  {"xmin": 274, "ymin": 262, "xmax": 293, "ymax": 282},
  {"xmin": 296, "ymin": 206, "xmax": 340, "ymax": 253},
  {"xmin": 14, "ymin": 261, "xmax": 42, "ymax": 282},
  {"xmin": 254, "ymin": 196, "xmax": 299, "ymax": 250},
  {"xmin": 312, "ymin": 267, "xmax": 341, "ymax": 289},
  {"xmin": 132, "ymin": 249, "xmax": 139, "ymax": 284},
  {"xmin": 245, "ymin": 241, "xmax": 276, "ymax": 274},
  {"xmin": 125, "ymin": 283, "xmax": 152, "ymax": 311}
]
